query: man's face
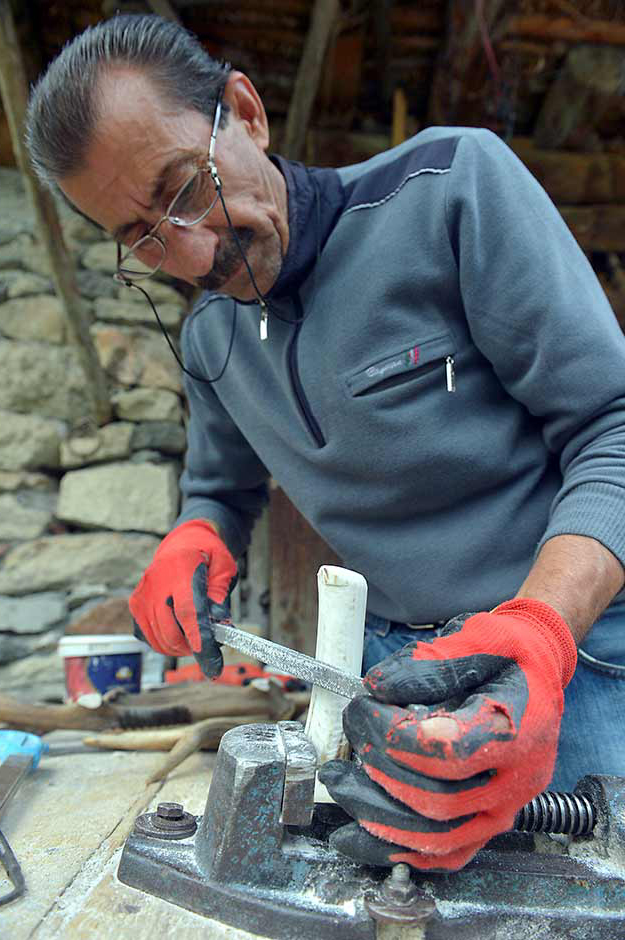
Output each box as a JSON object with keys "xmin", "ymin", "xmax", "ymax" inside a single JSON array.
[{"xmin": 58, "ymin": 68, "xmax": 289, "ymax": 299}]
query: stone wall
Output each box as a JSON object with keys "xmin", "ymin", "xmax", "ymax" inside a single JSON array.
[{"xmin": 0, "ymin": 168, "xmax": 189, "ymax": 665}]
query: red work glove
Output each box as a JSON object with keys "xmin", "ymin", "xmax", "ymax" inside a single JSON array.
[
  {"xmin": 129, "ymin": 520, "xmax": 237, "ymax": 677},
  {"xmin": 318, "ymin": 598, "xmax": 577, "ymax": 871}
]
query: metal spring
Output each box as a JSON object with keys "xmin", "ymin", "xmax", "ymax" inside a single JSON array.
[{"xmin": 514, "ymin": 790, "xmax": 595, "ymax": 837}]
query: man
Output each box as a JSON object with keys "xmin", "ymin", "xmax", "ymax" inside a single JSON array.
[{"xmin": 26, "ymin": 15, "xmax": 625, "ymax": 872}]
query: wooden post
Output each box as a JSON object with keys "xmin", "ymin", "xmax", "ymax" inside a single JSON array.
[
  {"xmin": 0, "ymin": 0, "xmax": 111, "ymax": 425},
  {"xmin": 269, "ymin": 486, "xmax": 341, "ymax": 656},
  {"xmin": 427, "ymin": 0, "xmax": 510, "ymax": 126},
  {"xmin": 533, "ymin": 45, "xmax": 625, "ymax": 150},
  {"xmin": 283, "ymin": 0, "xmax": 341, "ymax": 161},
  {"xmin": 391, "ymin": 88, "xmax": 408, "ymax": 148},
  {"xmin": 145, "ymin": 0, "xmax": 182, "ymax": 25},
  {"xmin": 370, "ymin": 0, "xmax": 394, "ymax": 110}
]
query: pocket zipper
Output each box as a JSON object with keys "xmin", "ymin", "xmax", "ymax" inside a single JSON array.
[{"xmin": 446, "ymin": 356, "xmax": 456, "ymax": 393}]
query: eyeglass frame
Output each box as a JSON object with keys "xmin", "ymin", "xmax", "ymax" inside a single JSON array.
[{"xmin": 114, "ymin": 91, "xmax": 223, "ymax": 284}]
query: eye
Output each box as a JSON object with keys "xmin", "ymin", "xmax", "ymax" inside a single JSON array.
[
  {"xmin": 122, "ymin": 224, "xmax": 148, "ymax": 248},
  {"xmin": 169, "ymin": 173, "xmax": 203, "ymax": 216}
]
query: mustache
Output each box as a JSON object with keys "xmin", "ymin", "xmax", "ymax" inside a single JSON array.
[{"xmin": 196, "ymin": 227, "xmax": 254, "ymax": 291}]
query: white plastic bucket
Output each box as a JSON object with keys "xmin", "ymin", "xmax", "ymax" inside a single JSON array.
[{"xmin": 58, "ymin": 634, "xmax": 145, "ymax": 707}]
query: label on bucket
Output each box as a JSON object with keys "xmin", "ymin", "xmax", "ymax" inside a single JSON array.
[{"xmin": 63, "ymin": 651, "xmax": 142, "ymax": 704}]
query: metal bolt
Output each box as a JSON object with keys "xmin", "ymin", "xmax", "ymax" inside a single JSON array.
[
  {"xmin": 134, "ymin": 802, "xmax": 197, "ymax": 840},
  {"xmin": 381, "ymin": 864, "xmax": 419, "ymax": 903},
  {"xmin": 390, "ymin": 864, "xmax": 409, "ymax": 882},
  {"xmin": 156, "ymin": 802, "xmax": 184, "ymax": 820},
  {"xmin": 364, "ymin": 864, "xmax": 437, "ymax": 926}
]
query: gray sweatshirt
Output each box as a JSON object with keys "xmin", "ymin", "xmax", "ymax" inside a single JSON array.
[{"xmin": 177, "ymin": 127, "xmax": 625, "ymax": 623}]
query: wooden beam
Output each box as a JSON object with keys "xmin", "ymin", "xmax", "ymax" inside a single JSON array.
[
  {"xmin": 511, "ymin": 138, "xmax": 625, "ymax": 205},
  {"xmin": 390, "ymin": 7, "xmax": 443, "ymax": 32},
  {"xmin": 560, "ymin": 205, "xmax": 625, "ymax": 253},
  {"xmin": 176, "ymin": 0, "xmax": 310, "ymax": 13},
  {"xmin": 283, "ymin": 0, "xmax": 341, "ymax": 161},
  {"xmin": 0, "ymin": 0, "xmax": 110, "ymax": 425},
  {"xmin": 508, "ymin": 13, "xmax": 625, "ymax": 47},
  {"xmin": 534, "ymin": 45, "xmax": 625, "ymax": 150},
  {"xmin": 182, "ymin": 22, "xmax": 305, "ymax": 51}
]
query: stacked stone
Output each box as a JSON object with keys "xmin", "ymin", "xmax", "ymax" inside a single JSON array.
[{"xmin": 0, "ymin": 168, "xmax": 189, "ymax": 665}]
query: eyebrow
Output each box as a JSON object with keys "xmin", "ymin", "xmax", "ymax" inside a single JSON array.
[{"xmin": 111, "ymin": 151, "xmax": 201, "ymax": 243}]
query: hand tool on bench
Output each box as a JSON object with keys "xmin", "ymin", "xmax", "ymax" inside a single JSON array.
[{"xmin": 0, "ymin": 730, "xmax": 47, "ymax": 906}]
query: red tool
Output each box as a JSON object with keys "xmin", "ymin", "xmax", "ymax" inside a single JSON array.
[{"xmin": 165, "ymin": 661, "xmax": 307, "ymax": 691}]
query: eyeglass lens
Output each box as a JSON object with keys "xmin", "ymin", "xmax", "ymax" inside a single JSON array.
[
  {"xmin": 168, "ymin": 170, "xmax": 219, "ymax": 226},
  {"xmin": 117, "ymin": 171, "xmax": 221, "ymax": 280},
  {"xmin": 117, "ymin": 235, "xmax": 166, "ymax": 280},
  {"xmin": 116, "ymin": 91, "xmax": 223, "ymax": 284}
]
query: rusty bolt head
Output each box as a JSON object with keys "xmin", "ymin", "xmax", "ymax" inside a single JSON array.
[
  {"xmin": 156, "ymin": 802, "xmax": 184, "ymax": 820},
  {"xmin": 134, "ymin": 804, "xmax": 197, "ymax": 840},
  {"xmin": 364, "ymin": 864, "xmax": 437, "ymax": 926},
  {"xmin": 383, "ymin": 863, "xmax": 418, "ymax": 903}
]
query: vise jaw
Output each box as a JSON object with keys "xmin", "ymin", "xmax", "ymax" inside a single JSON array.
[
  {"xmin": 119, "ymin": 721, "xmax": 382, "ymax": 940},
  {"xmin": 119, "ymin": 721, "xmax": 625, "ymax": 940}
]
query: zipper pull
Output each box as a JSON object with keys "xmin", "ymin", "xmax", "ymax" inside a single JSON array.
[
  {"xmin": 445, "ymin": 356, "xmax": 456, "ymax": 392},
  {"xmin": 259, "ymin": 301, "xmax": 268, "ymax": 341}
]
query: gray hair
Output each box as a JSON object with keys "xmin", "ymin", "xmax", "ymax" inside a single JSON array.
[{"xmin": 26, "ymin": 14, "xmax": 231, "ymax": 190}]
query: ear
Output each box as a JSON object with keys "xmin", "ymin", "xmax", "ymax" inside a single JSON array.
[{"xmin": 223, "ymin": 72, "xmax": 269, "ymax": 151}]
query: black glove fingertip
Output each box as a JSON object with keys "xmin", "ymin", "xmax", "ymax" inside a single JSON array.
[
  {"xmin": 132, "ymin": 618, "xmax": 148, "ymax": 644},
  {"xmin": 317, "ymin": 759, "xmax": 350, "ymax": 789},
  {"xmin": 193, "ymin": 641, "xmax": 224, "ymax": 679},
  {"xmin": 329, "ymin": 822, "xmax": 395, "ymax": 868}
]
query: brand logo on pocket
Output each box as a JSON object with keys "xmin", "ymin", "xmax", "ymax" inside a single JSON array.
[
  {"xmin": 365, "ymin": 346, "xmax": 419, "ymax": 379},
  {"xmin": 366, "ymin": 359, "xmax": 402, "ymax": 378},
  {"xmin": 407, "ymin": 346, "xmax": 419, "ymax": 366}
]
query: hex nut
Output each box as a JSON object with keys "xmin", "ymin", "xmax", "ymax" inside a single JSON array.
[{"xmin": 157, "ymin": 802, "xmax": 184, "ymax": 820}]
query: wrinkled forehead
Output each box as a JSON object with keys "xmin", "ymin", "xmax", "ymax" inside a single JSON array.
[
  {"xmin": 94, "ymin": 66, "xmax": 207, "ymax": 147},
  {"xmin": 58, "ymin": 69, "xmax": 210, "ymax": 234}
]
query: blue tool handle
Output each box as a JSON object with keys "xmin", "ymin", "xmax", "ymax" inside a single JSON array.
[{"xmin": 0, "ymin": 731, "xmax": 48, "ymax": 770}]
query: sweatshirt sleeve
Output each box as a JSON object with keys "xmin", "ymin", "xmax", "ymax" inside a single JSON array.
[
  {"xmin": 174, "ymin": 308, "xmax": 269, "ymax": 558},
  {"xmin": 446, "ymin": 129, "xmax": 625, "ymax": 565}
]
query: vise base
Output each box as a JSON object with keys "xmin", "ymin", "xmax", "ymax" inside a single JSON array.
[{"xmin": 118, "ymin": 722, "xmax": 625, "ymax": 940}]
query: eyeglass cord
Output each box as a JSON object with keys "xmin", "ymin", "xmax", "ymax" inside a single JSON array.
[
  {"xmin": 121, "ymin": 170, "xmax": 322, "ymax": 386},
  {"xmin": 217, "ymin": 177, "xmax": 321, "ymax": 332},
  {"xmin": 125, "ymin": 279, "xmax": 237, "ymax": 385}
]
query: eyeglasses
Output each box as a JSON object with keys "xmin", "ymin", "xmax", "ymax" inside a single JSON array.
[{"xmin": 114, "ymin": 93, "xmax": 223, "ymax": 284}]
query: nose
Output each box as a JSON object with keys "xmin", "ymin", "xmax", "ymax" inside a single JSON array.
[{"xmin": 159, "ymin": 219, "xmax": 219, "ymax": 281}]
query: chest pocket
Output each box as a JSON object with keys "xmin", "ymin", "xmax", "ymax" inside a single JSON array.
[{"xmin": 344, "ymin": 330, "xmax": 456, "ymax": 397}]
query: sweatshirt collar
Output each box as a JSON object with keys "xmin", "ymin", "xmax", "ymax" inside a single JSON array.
[{"xmin": 266, "ymin": 155, "xmax": 345, "ymax": 300}]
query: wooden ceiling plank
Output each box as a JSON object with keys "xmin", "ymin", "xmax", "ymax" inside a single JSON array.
[
  {"xmin": 508, "ymin": 13, "xmax": 625, "ymax": 46},
  {"xmin": 511, "ymin": 137, "xmax": 625, "ymax": 204},
  {"xmin": 560, "ymin": 205, "xmax": 625, "ymax": 252}
]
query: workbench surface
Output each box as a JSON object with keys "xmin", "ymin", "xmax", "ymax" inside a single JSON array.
[{"xmin": 1, "ymin": 740, "xmax": 251, "ymax": 939}]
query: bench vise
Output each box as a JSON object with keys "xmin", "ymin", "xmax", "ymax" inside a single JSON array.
[{"xmin": 118, "ymin": 720, "xmax": 625, "ymax": 939}]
